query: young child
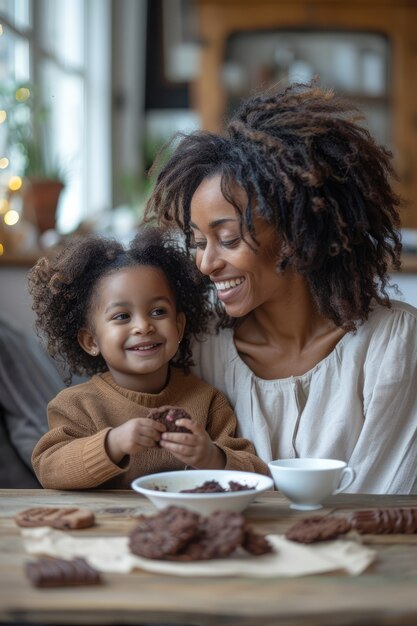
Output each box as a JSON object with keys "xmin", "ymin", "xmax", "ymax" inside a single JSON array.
[{"xmin": 29, "ymin": 227, "xmax": 268, "ymax": 489}]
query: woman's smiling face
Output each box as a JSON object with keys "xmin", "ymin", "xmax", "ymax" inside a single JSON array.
[{"xmin": 190, "ymin": 175, "xmax": 283, "ymax": 318}]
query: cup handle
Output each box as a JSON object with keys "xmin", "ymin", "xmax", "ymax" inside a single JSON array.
[{"xmin": 333, "ymin": 467, "xmax": 355, "ymax": 494}]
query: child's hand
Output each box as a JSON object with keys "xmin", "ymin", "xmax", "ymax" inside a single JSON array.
[
  {"xmin": 159, "ymin": 418, "xmax": 226, "ymax": 469},
  {"xmin": 105, "ymin": 418, "xmax": 166, "ymax": 464}
]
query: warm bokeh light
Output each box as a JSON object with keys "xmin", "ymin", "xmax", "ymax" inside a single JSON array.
[
  {"xmin": 0, "ymin": 25, "xmax": 3, "ymax": 36},
  {"xmin": 0, "ymin": 243, "xmax": 3, "ymax": 255},
  {"xmin": 0, "ymin": 158, "xmax": 9, "ymax": 169},
  {"xmin": 4, "ymin": 210, "xmax": 20, "ymax": 226},
  {"xmin": 0, "ymin": 110, "xmax": 6, "ymax": 124},
  {"xmin": 0, "ymin": 199, "xmax": 8, "ymax": 214},
  {"xmin": 8, "ymin": 176, "xmax": 23, "ymax": 191},
  {"xmin": 15, "ymin": 87, "xmax": 30, "ymax": 102}
]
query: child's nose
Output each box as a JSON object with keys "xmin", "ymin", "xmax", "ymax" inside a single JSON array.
[{"xmin": 132, "ymin": 316, "xmax": 154, "ymax": 334}]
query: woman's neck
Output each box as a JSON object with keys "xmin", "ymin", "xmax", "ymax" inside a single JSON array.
[{"xmin": 234, "ymin": 274, "xmax": 346, "ymax": 379}]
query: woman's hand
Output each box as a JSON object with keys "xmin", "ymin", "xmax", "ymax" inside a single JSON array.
[
  {"xmin": 105, "ymin": 419, "xmax": 166, "ymax": 465},
  {"xmin": 159, "ymin": 418, "xmax": 226, "ymax": 469}
]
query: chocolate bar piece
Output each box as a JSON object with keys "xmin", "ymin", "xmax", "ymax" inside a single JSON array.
[
  {"xmin": 15, "ymin": 507, "xmax": 95, "ymax": 529},
  {"xmin": 286, "ymin": 507, "xmax": 417, "ymax": 544},
  {"xmin": 349, "ymin": 508, "xmax": 417, "ymax": 534},
  {"xmin": 25, "ymin": 557, "xmax": 101, "ymax": 588}
]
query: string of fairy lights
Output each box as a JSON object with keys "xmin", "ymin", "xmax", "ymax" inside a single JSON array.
[{"xmin": 0, "ymin": 22, "xmax": 31, "ymax": 256}]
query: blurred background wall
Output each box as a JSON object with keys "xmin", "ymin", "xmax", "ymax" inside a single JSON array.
[{"xmin": 1, "ymin": 0, "xmax": 417, "ymax": 324}]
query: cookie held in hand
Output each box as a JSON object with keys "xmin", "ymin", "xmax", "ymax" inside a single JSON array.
[
  {"xmin": 15, "ymin": 507, "xmax": 95, "ymax": 529},
  {"xmin": 148, "ymin": 406, "xmax": 192, "ymax": 434}
]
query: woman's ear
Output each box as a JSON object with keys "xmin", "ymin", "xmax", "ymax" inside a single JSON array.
[
  {"xmin": 176, "ymin": 311, "xmax": 186, "ymax": 343},
  {"xmin": 77, "ymin": 328, "xmax": 100, "ymax": 357}
]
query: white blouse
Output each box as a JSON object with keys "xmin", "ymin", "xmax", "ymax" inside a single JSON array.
[{"xmin": 192, "ymin": 301, "xmax": 417, "ymax": 494}]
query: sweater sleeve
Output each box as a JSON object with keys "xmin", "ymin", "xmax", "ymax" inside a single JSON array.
[
  {"xmin": 31, "ymin": 398, "xmax": 129, "ymax": 490},
  {"xmin": 206, "ymin": 390, "xmax": 270, "ymax": 475}
]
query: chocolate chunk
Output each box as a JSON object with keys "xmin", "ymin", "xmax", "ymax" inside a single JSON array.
[
  {"xmin": 15, "ymin": 507, "xmax": 95, "ymax": 529},
  {"xmin": 25, "ymin": 557, "xmax": 101, "ymax": 588},
  {"xmin": 181, "ymin": 480, "xmax": 225, "ymax": 493},
  {"xmin": 228, "ymin": 480, "xmax": 255, "ymax": 492},
  {"xmin": 285, "ymin": 516, "xmax": 351, "ymax": 544},
  {"xmin": 180, "ymin": 480, "xmax": 255, "ymax": 493}
]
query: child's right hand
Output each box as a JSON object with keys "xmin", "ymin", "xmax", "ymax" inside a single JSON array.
[{"xmin": 105, "ymin": 419, "xmax": 166, "ymax": 465}]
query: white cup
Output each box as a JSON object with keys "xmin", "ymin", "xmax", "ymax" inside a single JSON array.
[{"xmin": 268, "ymin": 458, "xmax": 355, "ymax": 511}]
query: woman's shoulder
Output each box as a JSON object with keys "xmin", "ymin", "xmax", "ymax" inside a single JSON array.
[
  {"xmin": 366, "ymin": 300, "xmax": 417, "ymax": 335},
  {"xmin": 342, "ymin": 299, "xmax": 417, "ymax": 364}
]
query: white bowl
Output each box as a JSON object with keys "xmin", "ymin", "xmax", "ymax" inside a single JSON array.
[{"xmin": 131, "ymin": 469, "xmax": 274, "ymax": 515}]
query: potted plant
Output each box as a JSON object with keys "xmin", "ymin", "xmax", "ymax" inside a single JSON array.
[{"xmin": 1, "ymin": 83, "xmax": 66, "ymax": 234}]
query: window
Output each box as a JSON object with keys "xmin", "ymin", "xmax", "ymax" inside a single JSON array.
[{"xmin": 0, "ymin": 0, "xmax": 111, "ymax": 234}]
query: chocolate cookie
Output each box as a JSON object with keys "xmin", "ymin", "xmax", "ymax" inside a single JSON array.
[
  {"xmin": 242, "ymin": 525, "xmax": 273, "ymax": 555},
  {"xmin": 285, "ymin": 515, "xmax": 351, "ymax": 544},
  {"xmin": 129, "ymin": 506, "xmax": 273, "ymax": 561},
  {"xmin": 348, "ymin": 508, "xmax": 417, "ymax": 534},
  {"xmin": 26, "ymin": 557, "xmax": 101, "ymax": 587},
  {"xmin": 15, "ymin": 507, "xmax": 95, "ymax": 529},
  {"xmin": 148, "ymin": 406, "xmax": 192, "ymax": 435},
  {"xmin": 129, "ymin": 506, "xmax": 200, "ymax": 559},
  {"xmin": 171, "ymin": 510, "xmax": 246, "ymax": 561}
]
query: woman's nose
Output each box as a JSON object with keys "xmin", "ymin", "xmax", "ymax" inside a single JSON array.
[{"xmin": 197, "ymin": 244, "xmax": 225, "ymax": 276}]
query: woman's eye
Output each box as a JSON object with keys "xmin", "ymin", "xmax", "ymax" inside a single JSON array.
[{"xmin": 221, "ymin": 238, "xmax": 241, "ymax": 248}]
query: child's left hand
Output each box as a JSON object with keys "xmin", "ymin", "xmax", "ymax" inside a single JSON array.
[{"xmin": 159, "ymin": 418, "xmax": 226, "ymax": 469}]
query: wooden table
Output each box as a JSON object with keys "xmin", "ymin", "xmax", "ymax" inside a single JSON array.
[{"xmin": 0, "ymin": 489, "xmax": 416, "ymax": 626}]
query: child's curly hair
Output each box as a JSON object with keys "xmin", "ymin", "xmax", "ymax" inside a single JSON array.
[
  {"xmin": 145, "ymin": 82, "xmax": 402, "ymax": 331},
  {"xmin": 28, "ymin": 226, "xmax": 213, "ymax": 381}
]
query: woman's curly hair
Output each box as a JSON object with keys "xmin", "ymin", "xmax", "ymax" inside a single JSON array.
[
  {"xmin": 28, "ymin": 226, "xmax": 213, "ymax": 381},
  {"xmin": 145, "ymin": 82, "xmax": 402, "ymax": 331}
]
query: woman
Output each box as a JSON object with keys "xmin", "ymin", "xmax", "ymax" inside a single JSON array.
[{"xmin": 145, "ymin": 82, "xmax": 417, "ymax": 494}]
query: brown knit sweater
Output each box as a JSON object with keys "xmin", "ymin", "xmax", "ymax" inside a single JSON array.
[{"xmin": 32, "ymin": 367, "xmax": 268, "ymax": 489}]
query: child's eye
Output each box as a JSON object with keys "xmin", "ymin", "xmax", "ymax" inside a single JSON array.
[
  {"xmin": 151, "ymin": 308, "xmax": 167, "ymax": 317},
  {"xmin": 112, "ymin": 313, "xmax": 129, "ymax": 321}
]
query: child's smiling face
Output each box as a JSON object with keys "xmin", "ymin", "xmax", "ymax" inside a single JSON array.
[{"xmin": 78, "ymin": 265, "xmax": 185, "ymax": 393}]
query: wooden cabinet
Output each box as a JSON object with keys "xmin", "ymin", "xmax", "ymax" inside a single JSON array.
[{"xmin": 193, "ymin": 0, "xmax": 417, "ymax": 228}]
